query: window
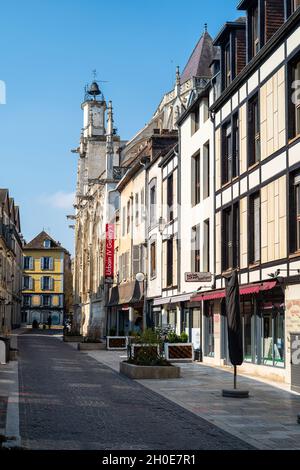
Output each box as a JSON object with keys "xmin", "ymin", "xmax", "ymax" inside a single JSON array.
[
  {"xmin": 204, "ymin": 303, "xmax": 215, "ymax": 357},
  {"xmin": 192, "ymin": 106, "xmax": 200, "ymax": 134},
  {"xmin": 166, "ymin": 238, "xmax": 174, "ymax": 287},
  {"xmin": 44, "ymin": 239, "xmax": 51, "ymax": 248},
  {"xmin": 41, "ymin": 257, "xmax": 53, "ymax": 270},
  {"xmin": 191, "ymin": 151, "xmax": 200, "ymax": 206},
  {"xmin": 249, "ymin": 193, "xmax": 261, "ymax": 264},
  {"xmin": 42, "ymin": 295, "xmax": 51, "ymax": 307},
  {"xmin": 251, "ymin": 3, "xmax": 260, "ymax": 57},
  {"xmin": 150, "ymin": 180, "xmax": 157, "ymax": 226},
  {"xmin": 127, "ymin": 200, "xmax": 131, "ymax": 234},
  {"xmin": 132, "ymin": 245, "xmax": 140, "ymax": 276},
  {"xmin": 289, "ymin": 57, "xmax": 300, "ymax": 139},
  {"xmin": 222, "ymin": 203, "xmax": 239, "ymax": 271},
  {"xmin": 248, "ymin": 94, "xmax": 260, "ymax": 166},
  {"xmin": 203, "ymin": 142, "xmax": 210, "ymax": 199},
  {"xmin": 203, "ymin": 219, "xmax": 210, "ymax": 273},
  {"xmin": 167, "ymin": 173, "xmax": 174, "ymax": 222},
  {"xmin": 290, "ymin": 172, "xmax": 300, "ymax": 252},
  {"xmin": 23, "ymin": 295, "xmax": 31, "ymax": 307},
  {"xmin": 42, "ymin": 276, "xmax": 53, "ymax": 291},
  {"xmin": 23, "ymin": 276, "xmax": 32, "ymax": 290},
  {"xmin": 191, "ymin": 225, "xmax": 200, "ymax": 273},
  {"xmin": 23, "ymin": 256, "xmax": 33, "ymax": 270},
  {"xmin": 135, "ymin": 193, "xmax": 139, "ymax": 227},
  {"xmin": 122, "ymin": 207, "xmax": 126, "ymax": 237},
  {"xmin": 224, "ymin": 41, "xmax": 231, "ymax": 88},
  {"xmin": 140, "ymin": 188, "xmax": 145, "ymax": 224},
  {"xmin": 222, "ymin": 114, "xmax": 239, "ymax": 184},
  {"xmin": 150, "ymin": 242, "xmax": 156, "ymax": 278},
  {"xmin": 291, "ymin": 0, "xmax": 300, "ymax": 13}
]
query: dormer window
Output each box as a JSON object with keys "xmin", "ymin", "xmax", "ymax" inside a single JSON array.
[
  {"xmin": 225, "ymin": 42, "xmax": 232, "ymax": 87},
  {"xmin": 291, "ymin": 0, "xmax": 300, "ymax": 13},
  {"xmin": 44, "ymin": 239, "xmax": 51, "ymax": 248}
]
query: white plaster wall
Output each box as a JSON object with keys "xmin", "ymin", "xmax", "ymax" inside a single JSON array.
[{"xmin": 179, "ymin": 107, "xmax": 214, "ymax": 296}]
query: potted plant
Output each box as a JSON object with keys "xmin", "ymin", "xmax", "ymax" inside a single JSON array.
[
  {"xmin": 120, "ymin": 329, "xmax": 180, "ymax": 379},
  {"xmin": 78, "ymin": 327, "xmax": 106, "ymax": 351},
  {"xmin": 164, "ymin": 330, "xmax": 194, "ymax": 362}
]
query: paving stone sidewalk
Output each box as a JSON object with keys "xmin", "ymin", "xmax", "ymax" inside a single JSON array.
[{"xmin": 83, "ymin": 348, "xmax": 300, "ymax": 450}]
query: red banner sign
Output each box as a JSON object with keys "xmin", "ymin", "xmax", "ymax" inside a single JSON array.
[{"xmin": 105, "ymin": 224, "xmax": 115, "ymax": 281}]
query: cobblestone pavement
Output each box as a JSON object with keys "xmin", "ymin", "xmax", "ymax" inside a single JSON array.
[
  {"xmin": 18, "ymin": 331, "xmax": 253, "ymax": 450},
  {"xmin": 87, "ymin": 349, "xmax": 300, "ymax": 450}
]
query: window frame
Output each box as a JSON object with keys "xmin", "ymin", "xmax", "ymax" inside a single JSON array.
[
  {"xmin": 248, "ymin": 93, "xmax": 261, "ymax": 167},
  {"xmin": 191, "ymin": 151, "xmax": 201, "ymax": 206}
]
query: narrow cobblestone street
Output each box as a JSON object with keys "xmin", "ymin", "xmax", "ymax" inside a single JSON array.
[{"xmin": 17, "ymin": 331, "xmax": 253, "ymax": 450}]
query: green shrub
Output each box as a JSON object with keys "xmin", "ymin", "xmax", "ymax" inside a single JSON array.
[{"xmin": 180, "ymin": 331, "xmax": 189, "ymax": 343}]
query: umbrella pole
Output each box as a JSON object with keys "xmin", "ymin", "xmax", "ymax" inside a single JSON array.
[{"xmin": 234, "ymin": 365, "xmax": 237, "ymax": 390}]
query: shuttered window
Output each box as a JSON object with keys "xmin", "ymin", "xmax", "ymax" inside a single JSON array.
[{"xmin": 132, "ymin": 245, "xmax": 140, "ymax": 276}]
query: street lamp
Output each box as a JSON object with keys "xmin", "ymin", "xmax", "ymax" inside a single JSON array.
[{"xmin": 136, "ymin": 272, "xmax": 147, "ymax": 331}]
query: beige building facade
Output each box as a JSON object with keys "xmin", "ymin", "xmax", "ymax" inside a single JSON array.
[{"xmin": 0, "ymin": 189, "xmax": 23, "ymax": 334}]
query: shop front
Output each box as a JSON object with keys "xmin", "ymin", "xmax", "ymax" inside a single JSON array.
[
  {"xmin": 107, "ymin": 280, "xmax": 144, "ymax": 336},
  {"xmin": 192, "ymin": 280, "xmax": 288, "ymax": 380},
  {"xmin": 151, "ymin": 294, "xmax": 192, "ymax": 336}
]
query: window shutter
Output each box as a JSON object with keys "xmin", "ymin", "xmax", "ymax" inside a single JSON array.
[
  {"xmin": 29, "ymin": 277, "xmax": 33, "ymax": 290},
  {"xmin": 50, "ymin": 278, "xmax": 54, "ymax": 291},
  {"xmin": 29, "ymin": 257, "xmax": 34, "ymax": 270},
  {"xmin": 22, "ymin": 276, "xmax": 25, "ymax": 289},
  {"xmin": 49, "ymin": 257, "xmax": 54, "ymax": 270},
  {"xmin": 41, "ymin": 258, "xmax": 44, "ymax": 270},
  {"xmin": 41, "ymin": 277, "xmax": 44, "ymax": 290},
  {"xmin": 133, "ymin": 246, "xmax": 140, "ymax": 276}
]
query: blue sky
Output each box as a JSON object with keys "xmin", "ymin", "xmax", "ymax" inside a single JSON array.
[{"xmin": 0, "ymin": 0, "xmax": 238, "ymax": 254}]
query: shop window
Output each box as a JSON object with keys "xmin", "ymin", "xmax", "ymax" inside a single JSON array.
[
  {"xmin": 261, "ymin": 306, "xmax": 285, "ymax": 367},
  {"xmin": 167, "ymin": 310, "xmax": 177, "ymax": 331},
  {"xmin": 204, "ymin": 303, "xmax": 215, "ymax": 357}
]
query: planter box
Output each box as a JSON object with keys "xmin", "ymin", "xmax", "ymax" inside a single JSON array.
[
  {"xmin": 120, "ymin": 361, "xmax": 180, "ymax": 380},
  {"xmin": 107, "ymin": 336, "xmax": 128, "ymax": 350},
  {"xmin": 63, "ymin": 335, "xmax": 83, "ymax": 343},
  {"xmin": 164, "ymin": 343, "xmax": 194, "ymax": 362},
  {"xmin": 77, "ymin": 342, "xmax": 106, "ymax": 351},
  {"xmin": 131, "ymin": 343, "xmax": 160, "ymax": 359}
]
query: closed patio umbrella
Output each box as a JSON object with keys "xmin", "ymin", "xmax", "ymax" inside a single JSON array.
[{"xmin": 223, "ymin": 271, "xmax": 249, "ymax": 398}]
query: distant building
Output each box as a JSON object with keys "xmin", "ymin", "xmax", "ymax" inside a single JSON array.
[
  {"xmin": 22, "ymin": 231, "xmax": 72, "ymax": 326},
  {"xmin": 0, "ymin": 189, "xmax": 23, "ymax": 333}
]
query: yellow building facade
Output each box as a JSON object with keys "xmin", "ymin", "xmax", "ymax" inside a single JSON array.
[{"xmin": 22, "ymin": 231, "xmax": 72, "ymax": 326}]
